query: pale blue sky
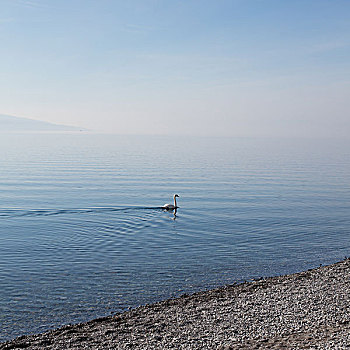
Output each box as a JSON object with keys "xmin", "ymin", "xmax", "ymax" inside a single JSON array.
[{"xmin": 1, "ymin": 0, "xmax": 350, "ymax": 137}]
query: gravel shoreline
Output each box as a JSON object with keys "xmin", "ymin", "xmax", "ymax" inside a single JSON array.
[{"xmin": 2, "ymin": 259, "xmax": 350, "ymax": 349}]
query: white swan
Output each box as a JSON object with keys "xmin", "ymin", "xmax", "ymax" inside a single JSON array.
[{"xmin": 162, "ymin": 194, "xmax": 179, "ymax": 210}]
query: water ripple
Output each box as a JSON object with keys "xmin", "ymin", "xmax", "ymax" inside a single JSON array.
[{"xmin": 0, "ymin": 206, "xmax": 164, "ymax": 218}]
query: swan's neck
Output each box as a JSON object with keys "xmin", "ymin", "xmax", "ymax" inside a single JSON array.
[{"xmin": 174, "ymin": 196, "xmax": 177, "ymax": 208}]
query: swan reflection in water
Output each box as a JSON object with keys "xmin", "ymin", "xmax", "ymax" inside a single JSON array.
[{"xmin": 172, "ymin": 208, "xmax": 178, "ymax": 220}]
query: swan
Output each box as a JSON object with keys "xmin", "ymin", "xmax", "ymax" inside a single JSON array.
[{"xmin": 162, "ymin": 194, "xmax": 179, "ymax": 210}]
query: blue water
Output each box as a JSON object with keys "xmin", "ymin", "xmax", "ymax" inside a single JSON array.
[{"xmin": 1, "ymin": 134, "xmax": 350, "ymax": 341}]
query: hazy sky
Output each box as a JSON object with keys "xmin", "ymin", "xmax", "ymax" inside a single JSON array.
[{"xmin": 1, "ymin": 0, "xmax": 350, "ymax": 137}]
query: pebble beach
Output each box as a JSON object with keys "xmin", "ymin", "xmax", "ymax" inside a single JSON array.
[{"xmin": 2, "ymin": 259, "xmax": 350, "ymax": 349}]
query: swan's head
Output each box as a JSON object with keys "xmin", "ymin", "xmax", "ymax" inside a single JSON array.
[{"xmin": 174, "ymin": 194, "xmax": 179, "ymax": 198}]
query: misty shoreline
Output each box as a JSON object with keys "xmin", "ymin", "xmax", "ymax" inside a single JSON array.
[{"xmin": 2, "ymin": 258, "xmax": 350, "ymax": 349}]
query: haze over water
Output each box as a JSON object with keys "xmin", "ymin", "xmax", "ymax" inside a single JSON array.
[{"xmin": 1, "ymin": 133, "xmax": 350, "ymax": 341}]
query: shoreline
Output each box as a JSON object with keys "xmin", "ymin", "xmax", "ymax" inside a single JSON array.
[{"xmin": 2, "ymin": 259, "xmax": 350, "ymax": 349}]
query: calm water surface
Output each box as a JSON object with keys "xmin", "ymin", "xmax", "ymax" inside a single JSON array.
[{"xmin": 1, "ymin": 134, "xmax": 350, "ymax": 341}]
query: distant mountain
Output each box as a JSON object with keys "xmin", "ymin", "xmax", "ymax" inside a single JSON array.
[{"xmin": 0, "ymin": 114, "xmax": 83, "ymax": 132}]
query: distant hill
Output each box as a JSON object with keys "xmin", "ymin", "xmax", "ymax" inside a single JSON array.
[{"xmin": 0, "ymin": 114, "xmax": 83, "ymax": 132}]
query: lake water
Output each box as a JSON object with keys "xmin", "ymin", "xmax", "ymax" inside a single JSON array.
[{"xmin": 1, "ymin": 133, "xmax": 350, "ymax": 341}]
